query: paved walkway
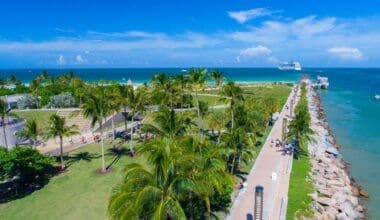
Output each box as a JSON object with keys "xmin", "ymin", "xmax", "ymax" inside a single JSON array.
[{"xmin": 227, "ymin": 85, "xmax": 300, "ymax": 220}]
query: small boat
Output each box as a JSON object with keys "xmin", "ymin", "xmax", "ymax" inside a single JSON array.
[
  {"xmin": 181, "ymin": 69, "xmax": 187, "ymax": 72},
  {"xmin": 375, "ymin": 94, "xmax": 380, "ymax": 100}
]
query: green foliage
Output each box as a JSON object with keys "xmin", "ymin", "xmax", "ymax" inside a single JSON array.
[
  {"xmin": 48, "ymin": 92, "xmax": 77, "ymax": 108},
  {"xmin": 0, "ymin": 147, "xmax": 54, "ymax": 181},
  {"xmin": 17, "ymin": 94, "xmax": 38, "ymax": 109}
]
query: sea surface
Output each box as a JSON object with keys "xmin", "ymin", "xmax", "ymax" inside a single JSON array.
[{"xmin": 1, "ymin": 68, "xmax": 380, "ymax": 218}]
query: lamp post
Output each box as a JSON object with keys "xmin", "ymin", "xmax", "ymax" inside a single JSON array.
[
  {"xmin": 282, "ymin": 118, "xmax": 288, "ymax": 142},
  {"xmin": 254, "ymin": 185, "xmax": 264, "ymax": 220}
]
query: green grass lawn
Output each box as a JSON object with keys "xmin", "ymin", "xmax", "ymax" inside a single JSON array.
[
  {"xmin": 286, "ymin": 148, "xmax": 314, "ymax": 219},
  {"xmin": 0, "ymin": 140, "xmax": 143, "ymax": 220},
  {"xmin": 13, "ymin": 110, "xmax": 57, "ymax": 129}
]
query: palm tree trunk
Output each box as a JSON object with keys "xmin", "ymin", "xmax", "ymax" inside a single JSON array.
[
  {"xmin": 59, "ymin": 136, "xmax": 65, "ymax": 169},
  {"xmin": 100, "ymin": 122, "xmax": 106, "ymax": 172},
  {"xmin": 111, "ymin": 112, "xmax": 115, "ymax": 146},
  {"xmin": 129, "ymin": 115, "xmax": 135, "ymax": 156},
  {"xmin": 230, "ymin": 153, "xmax": 236, "ymax": 174},
  {"xmin": 124, "ymin": 106, "xmax": 128, "ymax": 140},
  {"xmin": 231, "ymin": 108, "xmax": 234, "ymax": 130},
  {"xmin": 195, "ymin": 89, "xmax": 202, "ymax": 137},
  {"xmin": 2, "ymin": 119, "xmax": 8, "ymax": 150}
]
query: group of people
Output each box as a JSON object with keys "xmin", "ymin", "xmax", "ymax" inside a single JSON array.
[{"xmin": 271, "ymin": 138, "xmax": 295, "ymax": 155}]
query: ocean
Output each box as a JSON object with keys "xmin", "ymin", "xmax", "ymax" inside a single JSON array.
[{"xmin": 1, "ymin": 68, "xmax": 380, "ymax": 218}]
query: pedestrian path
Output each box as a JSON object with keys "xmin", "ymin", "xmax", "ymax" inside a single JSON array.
[{"xmin": 227, "ymin": 85, "xmax": 299, "ymax": 220}]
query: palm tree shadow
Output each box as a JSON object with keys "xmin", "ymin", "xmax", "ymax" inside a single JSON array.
[
  {"xmin": 64, "ymin": 152, "xmax": 100, "ymax": 168},
  {"xmin": 234, "ymin": 170, "xmax": 248, "ymax": 181},
  {"xmin": 106, "ymin": 147, "xmax": 132, "ymax": 169}
]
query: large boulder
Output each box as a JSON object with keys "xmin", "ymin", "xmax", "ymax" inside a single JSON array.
[{"xmin": 316, "ymin": 197, "xmax": 333, "ymax": 206}]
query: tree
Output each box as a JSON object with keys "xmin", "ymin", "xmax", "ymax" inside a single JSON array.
[
  {"xmin": 0, "ymin": 97, "xmax": 12, "ymax": 149},
  {"xmin": 126, "ymin": 86, "xmax": 146, "ymax": 156},
  {"xmin": 287, "ymin": 83, "xmax": 314, "ymax": 158},
  {"xmin": 208, "ymin": 111, "xmax": 227, "ymax": 142},
  {"xmin": 188, "ymin": 68, "xmax": 208, "ymax": 134},
  {"xmin": 44, "ymin": 114, "xmax": 78, "ymax": 170},
  {"xmin": 117, "ymin": 84, "xmax": 130, "ymax": 134},
  {"xmin": 81, "ymin": 86, "xmax": 110, "ymax": 172},
  {"xmin": 143, "ymin": 105, "xmax": 191, "ymax": 140},
  {"xmin": 16, "ymin": 119, "xmax": 41, "ymax": 148},
  {"xmin": 219, "ymin": 81, "xmax": 244, "ymax": 130},
  {"xmin": 0, "ymin": 147, "xmax": 54, "ymax": 182},
  {"xmin": 210, "ymin": 69, "xmax": 225, "ymax": 88},
  {"xmin": 221, "ymin": 127, "xmax": 253, "ymax": 174}
]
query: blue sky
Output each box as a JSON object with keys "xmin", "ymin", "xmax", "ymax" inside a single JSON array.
[{"xmin": 1, "ymin": 0, "xmax": 380, "ymax": 68}]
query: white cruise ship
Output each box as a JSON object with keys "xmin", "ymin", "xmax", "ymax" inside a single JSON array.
[{"xmin": 278, "ymin": 61, "xmax": 302, "ymax": 71}]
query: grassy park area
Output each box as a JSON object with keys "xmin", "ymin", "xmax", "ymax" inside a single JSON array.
[
  {"xmin": 13, "ymin": 110, "xmax": 57, "ymax": 129},
  {"xmin": 0, "ymin": 81, "xmax": 292, "ymax": 219},
  {"xmin": 0, "ymin": 141, "xmax": 141, "ymax": 220}
]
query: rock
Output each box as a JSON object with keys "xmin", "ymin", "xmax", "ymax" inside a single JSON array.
[
  {"xmin": 328, "ymin": 179, "xmax": 345, "ymax": 187},
  {"xmin": 326, "ymin": 206, "xmax": 339, "ymax": 217},
  {"xmin": 316, "ymin": 197, "xmax": 333, "ymax": 206},
  {"xmin": 359, "ymin": 188, "xmax": 369, "ymax": 198},
  {"xmin": 314, "ymin": 201, "xmax": 325, "ymax": 213},
  {"xmin": 351, "ymin": 186, "xmax": 360, "ymax": 196},
  {"xmin": 356, "ymin": 204, "xmax": 364, "ymax": 213},
  {"xmin": 318, "ymin": 189, "xmax": 333, "ymax": 198},
  {"xmin": 336, "ymin": 212, "xmax": 349, "ymax": 220},
  {"xmin": 342, "ymin": 201, "xmax": 357, "ymax": 219}
]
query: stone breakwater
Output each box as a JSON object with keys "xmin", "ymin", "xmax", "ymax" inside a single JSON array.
[{"xmin": 306, "ymin": 85, "xmax": 367, "ymax": 219}]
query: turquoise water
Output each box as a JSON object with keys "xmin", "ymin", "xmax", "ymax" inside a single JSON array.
[{"xmin": 2, "ymin": 68, "xmax": 380, "ymax": 217}]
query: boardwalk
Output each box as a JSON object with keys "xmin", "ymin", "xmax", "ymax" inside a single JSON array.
[{"xmin": 227, "ymin": 85, "xmax": 299, "ymax": 220}]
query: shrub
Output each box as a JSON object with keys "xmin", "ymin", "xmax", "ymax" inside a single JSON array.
[
  {"xmin": 0, "ymin": 147, "xmax": 55, "ymax": 181},
  {"xmin": 49, "ymin": 92, "xmax": 77, "ymax": 108},
  {"xmin": 17, "ymin": 94, "xmax": 38, "ymax": 109}
]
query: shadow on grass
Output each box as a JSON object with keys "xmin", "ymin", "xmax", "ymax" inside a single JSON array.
[
  {"xmin": 106, "ymin": 147, "xmax": 133, "ymax": 170},
  {"xmin": 0, "ymin": 166, "xmax": 58, "ymax": 203},
  {"xmin": 64, "ymin": 152, "xmax": 100, "ymax": 168}
]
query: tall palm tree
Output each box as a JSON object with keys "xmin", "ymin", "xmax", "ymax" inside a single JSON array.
[
  {"xmin": 210, "ymin": 69, "xmax": 225, "ymax": 88},
  {"xmin": 44, "ymin": 114, "xmax": 78, "ymax": 169},
  {"xmin": 0, "ymin": 98, "xmax": 10, "ymax": 149},
  {"xmin": 108, "ymin": 137, "xmax": 191, "ymax": 219},
  {"xmin": 221, "ymin": 127, "xmax": 253, "ymax": 174},
  {"xmin": 82, "ymin": 86, "xmax": 110, "ymax": 172},
  {"xmin": 118, "ymin": 84, "xmax": 130, "ymax": 134},
  {"xmin": 143, "ymin": 105, "xmax": 191, "ymax": 140},
  {"xmin": 173, "ymin": 74, "xmax": 190, "ymax": 110},
  {"xmin": 219, "ymin": 81, "xmax": 244, "ymax": 130},
  {"xmin": 126, "ymin": 86, "xmax": 146, "ymax": 156},
  {"xmin": 16, "ymin": 118, "xmax": 41, "ymax": 148},
  {"xmin": 207, "ymin": 110, "xmax": 226, "ymax": 142},
  {"xmin": 188, "ymin": 68, "xmax": 207, "ymax": 133},
  {"xmin": 107, "ymin": 84, "xmax": 122, "ymax": 145}
]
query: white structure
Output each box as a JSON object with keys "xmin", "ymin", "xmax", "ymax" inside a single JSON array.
[
  {"xmin": 278, "ymin": 61, "xmax": 302, "ymax": 71},
  {"xmin": 0, "ymin": 118, "xmax": 26, "ymax": 149},
  {"xmin": 312, "ymin": 76, "xmax": 329, "ymax": 89},
  {"xmin": 1, "ymin": 94, "xmax": 27, "ymax": 109}
]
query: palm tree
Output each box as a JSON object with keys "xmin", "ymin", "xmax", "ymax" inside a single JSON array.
[
  {"xmin": 207, "ymin": 111, "xmax": 226, "ymax": 142},
  {"xmin": 16, "ymin": 119, "xmax": 41, "ymax": 148},
  {"xmin": 107, "ymin": 84, "xmax": 122, "ymax": 145},
  {"xmin": 143, "ymin": 105, "xmax": 191, "ymax": 140},
  {"xmin": 108, "ymin": 137, "xmax": 191, "ymax": 219},
  {"xmin": 221, "ymin": 127, "xmax": 253, "ymax": 174},
  {"xmin": 0, "ymin": 98, "xmax": 10, "ymax": 149},
  {"xmin": 118, "ymin": 84, "xmax": 130, "ymax": 134},
  {"xmin": 126, "ymin": 86, "xmax": 146, "ymax": 156},
  {"xmin": 265, "ymin": 96, "xmax": 280, "ymax": 122},
  {"xmin": 210, "ymin": 69, "xmax": 225, "ymax": 88},
  {"xmin": 219, "ymin": 81, "xmax": 244, "ymax": 130},
  {"xmin": 81, "ymin": 86, "xmax": 110, "ymax": 172},
  {"xmin": 173, "ymin": 74, "xmax": 190, "ymax": 110},
  {"xmin": 188, "ymin": 68, "xmax": 207, "ymax": 133},
  {"xmin": 44, "ymin": 114, "xmax": 78, "ymax": 169}
]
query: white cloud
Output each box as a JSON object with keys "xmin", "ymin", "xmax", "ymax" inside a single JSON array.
[
  {"xmin": 57, "ymin": 55, "xmax": 66, "ymax": 65},
  {"xmin": 87, "ymin": 30, "xmax": 167, "ymax": 39},
  {"xmin": 228, "ymin": 8, "xmax": 279, "ymax": 24},
  {"xmin": 236, "ymin": 45, "xmax": 272, "ymax": 63},
  {"xmin": 76, "ymin": 55, "xmax": 87, "ymax": 64},
  {"xmin": 327, "ymin": 47, "xmax": 363, "ymax": 61}
]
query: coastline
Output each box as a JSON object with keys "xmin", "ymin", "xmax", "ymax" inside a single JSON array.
[{"xmin": 306, "ymin": 83, "xmax": 367, "ymax": 219}]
